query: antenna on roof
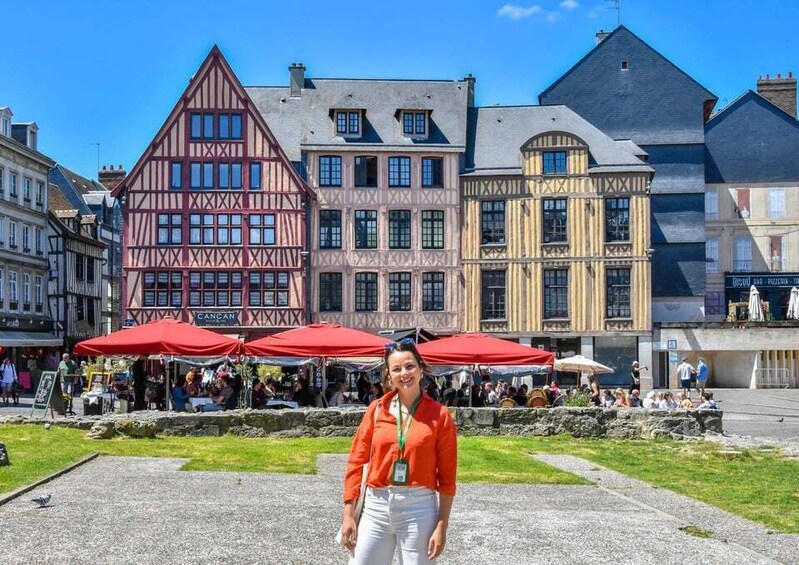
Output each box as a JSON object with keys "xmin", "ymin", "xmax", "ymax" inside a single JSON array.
[
  {"xmin": 606, "ymin": 0, "xmax": 621, "ymax": 26},
  {"xmin": 90, "ymin": 142, "xmax": 100, "ymax": 181}
]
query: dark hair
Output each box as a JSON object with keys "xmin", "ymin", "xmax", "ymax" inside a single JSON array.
[{"xmin": 382, "ymin": 338, "xmax": 431, "ymax": 379}]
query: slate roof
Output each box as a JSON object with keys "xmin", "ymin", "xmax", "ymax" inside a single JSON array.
[
  {"xmin": 48, "ymin": 165, "xmax": 105, "ymax": 215},
  {"xmin": 705, "ymin": 90, "xmax": 799, "ymax": 183},
  {"xmin": 246, "ymin": 77, "xmax": 470, "ymax": 163},
  {"xmin": 539, "ymin": 26, "xmax": 716, "ymax": 145},
  {"xmin": 463, "ymin": 105, "xmax": 653, "ymax": 175}
]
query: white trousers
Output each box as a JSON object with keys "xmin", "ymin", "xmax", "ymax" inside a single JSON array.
[{"xmin": 351, "ymin": 486, "xmax": 439, "ymax": 565}]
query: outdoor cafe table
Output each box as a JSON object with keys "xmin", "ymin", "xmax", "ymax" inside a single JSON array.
[{"xmin": 189, "ymin": 397, "xmax": 215, "ymax": 411}]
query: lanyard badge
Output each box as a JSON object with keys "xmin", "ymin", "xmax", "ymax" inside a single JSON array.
[{"xmin": 392, "ymin": 395, "xmax": 421, "ymax": 485}]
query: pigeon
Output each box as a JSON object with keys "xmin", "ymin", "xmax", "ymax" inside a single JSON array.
[
  {"xmin": 44, "ymin": 422, "xmax": 51, "ymax": 430},
  {"xmin": 777, "ymin": 417, "xmax": 784, "ymax": 423},
  {"xmin": 31, "ymin": 494, "xmax": 51, "ymax": 508}
]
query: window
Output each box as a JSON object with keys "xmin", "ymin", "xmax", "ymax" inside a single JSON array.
[
  {"xmin": 705, "ymin": 292, "xmax": 725, "ymax": 316},
  {"xmin": 22, "ymin": 225, "xmax": 30, "ymax": 252},
  {"xmin": 336, "ymin": 112, "xmax": 347, "ymax": 134},
  {"xmin": 35, "ymin": 181, "xmax": 44, "ymax": 210},
  {"xmin": 543, "ymin": 198, "xmax": 567, "ymax": 243},
  {"xmin": 705, "ymin": 189, "xmax": 718, "ymax": 220},
  {"xmin": 319, "ymin": 273, "xmax": 342, "ymax": 312},
  {"xmin": 319, "ymin": 210, "xmax": 342, "ymax": 249},
  {"xmin": 735, "ymin": 188, "xmax": 750, "ymax": 218},
  {"xmin": 481, "ymin": 200, "xmax": 505, "ymax": 245},
  {"xmin": 35, "ymin": 275, "xmax": 43, "ymax": 311},
  {"xmin": 189, "ymin": 214, "xmax": 212, "ymax": 245},
  {"xmin": 248, "ymin": 272, "xmax": 289, "ymax": 308},
  {"xmin": 734, "ymin": 236, "xmax": 752, "ymax": 271},
  {"xmin": 542, "ymin": 151, "xmax": 568, "ymax": 175},
  {"xmin": 158, "ymin": 214, "xmax": 183, "ymax": 245},
  {"xmin": 218, "ymin": 162, "xmax": 242, "ymax": 190},
  {"xmin": 422, "ymin": 157, "xmax": 443, "ymax": 188},
  {"xmin": 10, "ymin": 173, "xmax": 17, "ymax": 198},
  {"xmin": 248, "ymin": 214, "xmax": 274, "ymax": 245},
  {"xmin": 218, "ymin": 113, "xmax": 243, "ymax": 140},
  {"xmin": 389, "ymin": 272, "xmax": 412, "ymax": 311},
  {"xmin": 0, "ymin": 269, "xmax": 3, "ymax": 306},
  {"xmin": 23, "ymin": 273, "xmax": 30, "ymax": 310},
  {"xmin": 0, "ymin": 217, "xmax": 4, "ymax": 247},
  {"xmin": 23, "ymin": 178, "xmax": 31, "ymax": 202},
  {"xmin": 335, "ymin": 111, "xmax": 360, "ymax": 135},
  {"xmin": 144, "ymin": 271, "xmax": 184, "ymax": 308},
  {"xmin": 75, "ymin": 255, "xmax": 85, "ymax": 281},
  {"xmin": 481, "ymin": 270, "xmax": 506, "ymax": 320},
  {"xmin": 188, "ymin": 271, "xmax": 243, "ymax": 307},
  {"xmin": 421, "ymin": 210, "xmax": 444, "ymax": 249},
  {"xmin": 9, "ymin": 271, "xmax": 17, "ymax": 307},
  {"xmin": 0, "ymin": 116, "xmax": 7, "ymax": 136},
  {"xmin": 76, "ymin": 297, "xmax": 84, "ymax": 321},
  {"xmin": 768, "ymin": 188, "xmax": 785, "ymax": 218},
  {"xmin": 217, "ymin": 214, "xmax": 242, "ymax": 245},
  {"xmin": 170, "ymin": 163, "xmax": 182, "ymax": 190},
  {"xmin": 621, "ymin": 60, "xmax": 629, "ymax": 70},
  {"xmin": 319, "ymin": 156, "xmax": 342, "ymax": 187},
  {"xmin": 0, "ymin": 166, "xmax": 4, "ymax": 194},
  {"xmin": 190, "ymin": 162, "xmax": 214, "ymax": 190},
  {"xmin": 402, "ymin": 111, "xmax": 426, "ymax": 135},
  {"xmin": 605, "ymin": 197, "xmax": 630, "ymax": 242},
  {"xmin": 543, "ymin": 269, "xmax": 568, "ymax": 319},
  {"xmin": 389, "ymin": 210, "xmax": 411, "ymax": 249},
  {"xmin": 250, "ymin": 162, "xmax": 261, "ymax": 190},
  {"xmin": 8, "ymin": 221, "xmax": 16, "ymax": 248},
  {"xmin": 354, "ymin": 210, "xmax": 378, "ymax": 249},
  {"xmin": 606, "ymin": 268, "xmax": 631, "ymax": 318},
  {"xmin": 770, "ymin": 235, "xmax": 786, "ymax": 271},
  {"xmin": 87, "ymin": 258, "xmax": 95, "ymax": 283},
  {"xmin": 87, "ymin": 298, "xmax": 96, "ymax": 326},
  {"xmin": 706, "ymin": 238, "xmax": 719, "ymax": 273},
  {"xmin": 355, "ymin": 272, "xmax": 378, "ymax": 311},
  {"xmin": 388, "ymin": 156, "xmax": 411, "ymax": 187},
  {"xmin": 354, "ymin": 156, "xmax": 377, "ymax": 188},
  {"xmin": 422, "ymin": 272, "xmax": 444, "ymax": 311},
  {"xmin": 190, "ymin": 113, "xmax": 214, "ymax": 139}
]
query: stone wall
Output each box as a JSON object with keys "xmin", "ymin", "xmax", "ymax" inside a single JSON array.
[{"xmin": 0, "ymin": 407, "xmax": 723, "ymax": 440}]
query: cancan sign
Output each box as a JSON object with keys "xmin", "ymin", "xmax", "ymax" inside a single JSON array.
[{"xmin": 194, "ymin": 311, "xmax": 239, "ymax": 326}]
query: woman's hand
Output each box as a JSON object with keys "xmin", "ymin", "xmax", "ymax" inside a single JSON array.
[
  {"xmin": 340, "ymin": 514, "xmax": 358, "ymax": 552},
  {"xmin": 427, "ymin": 522, "xmax": 447, "ymax": 559}
]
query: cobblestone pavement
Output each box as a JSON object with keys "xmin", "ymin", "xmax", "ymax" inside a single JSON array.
[{"xmin": 0, "ymin": 455, "xmax": 794, "ymax": 565}]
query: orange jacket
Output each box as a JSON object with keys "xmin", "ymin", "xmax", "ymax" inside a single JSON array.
[{"xmin": 343, "ymin": 390, "xmax": 458, "ymax": 503}]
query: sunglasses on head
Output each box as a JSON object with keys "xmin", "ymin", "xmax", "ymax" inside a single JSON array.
[{"xmin": 385, "ymin": 337, "xmax": 415, "ymax": 352}]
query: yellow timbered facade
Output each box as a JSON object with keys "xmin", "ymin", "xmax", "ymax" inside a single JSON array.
[{"xmin": 462, "ymin": 106, "xmax": 654, "ymax": 384}]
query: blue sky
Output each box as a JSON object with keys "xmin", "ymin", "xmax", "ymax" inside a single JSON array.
[{"xmin": 3, "ymin": 0, "xmax": 798, "ymax": 181}]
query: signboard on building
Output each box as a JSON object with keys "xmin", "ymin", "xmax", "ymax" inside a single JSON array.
[
  {"xmin": 725, "ymin": 273, "xmax": 799, "ymax": 289},
  {"xmin": 194, "ymin": 311, "xmax": 239, "ymax": 326}
]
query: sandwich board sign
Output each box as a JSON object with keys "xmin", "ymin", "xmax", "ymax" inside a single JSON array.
[{"xmin": 31, "ymin": 370, "xmax": 59, "ymax": 419}]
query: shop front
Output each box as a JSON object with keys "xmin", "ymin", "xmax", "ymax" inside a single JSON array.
[
  {"xmin": 0, "ymin": 315, "xmax": 61, "ymax": 391},
  {"xmin": 724, "ymin": 273, "xmax": 799, "ymax": 321}
]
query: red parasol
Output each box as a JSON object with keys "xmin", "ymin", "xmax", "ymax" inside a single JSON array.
[
  {"xmin": 73, "ymin": 318, "xmax": 244, "ymax": 357},
  {"xmin": 417, "ymin": 333, "xmax": 554, "ymax": 368},
  {"xmin": 244, "ymin": 323, "xmax": 393, "ymax": 358}
]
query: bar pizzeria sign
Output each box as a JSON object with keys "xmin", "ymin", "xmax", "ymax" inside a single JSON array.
[
  {"xmin": 194, "ymin": 311, "xmax": 240, "ymax": 326},
  {"xmin": 725, "ymin": 274, "xmax": 799, "ymax": 289}
]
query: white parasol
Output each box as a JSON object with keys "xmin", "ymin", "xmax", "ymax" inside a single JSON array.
[
  {"xmin": 748, "ymin": 285, "xmax": 764, "ymax": 322},
  {"xmin": 554, "ymin": 355, "xmax": 613, "ymax": 374},
  {"xmin": 787, "ymin": 287, "xmax": 799, "ymax": 320}
]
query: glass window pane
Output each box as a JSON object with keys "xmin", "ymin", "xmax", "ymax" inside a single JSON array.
[
  {"xmin": 203, "ymin": 163, "xmax": 214, "ymax": 189},
  {"xmin": 219, "ymin": 114, "xmax": 230, "ymax": 139},
  {"xmin": 231, "ymin": 163, "xmax": 242, "ymax": 189},
  {"xmin": 219, "ymin": 163, "xmax": 229, "ymax": 189},
  {"xmin": 231, "ymin": 114, "xmax": 242, "ymax": 139},
  {"xmin": 203, "ymin": 114, "xmax": 214, "ymax": 139},
  {"xmin": 191, "ymin": 114, "xmax": 202, "ymax": 138}
]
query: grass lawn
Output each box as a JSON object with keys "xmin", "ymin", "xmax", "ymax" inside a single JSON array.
[{"xmin": 1, "ymin": 425, "xmax": 797, "ymax": 533}]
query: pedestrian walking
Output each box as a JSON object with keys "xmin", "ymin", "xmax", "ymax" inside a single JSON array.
[
  {"xmin": 676, "ymin": 358, "xmax": 695, "ymax": 398},
  {"xmin": 1, "ymin": 357, "xmax": 18, "ymax": 406},
  {"xmin": 695, "ymin": 358, "xmax": 708, "ymax": 397}
]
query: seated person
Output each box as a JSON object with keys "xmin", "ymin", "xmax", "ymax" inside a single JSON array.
[
  {"xmin": 642, "ymin": 391, "xmax": 656, "ymax": 409},
  {"xmin": 171, "ymin": 380, "xmax": 190, "ymax": 412},
  {"xmin": 549, "ymin": 380, "xmax": 561, "ymax": 398},
  {"xmin": 678, "ymin": 392, "xmax": 694, "ymax": 409},
  {"xmin": 203, "ymin": 377, "xmax": 236, "ymax": 411},
  {"xmin": 602, "ymin": 389, "xmax": 615, "ymax": 408},
  {"xmin": 628, "ymin": 389, "xmax": 642, "ymax": 408},
  {"xmin": 185, "ymin": 371, "xmax": 200, "ymax": 397},
  {"xmin": 511, "ymin": 386, "xmax": 528, "ymax": 407},
  {"xmin": 291, "ymin": 379, "xmax": 316, "ymax": 407},
  {"xmin": 697, "ymin": 392, "xmax": 719, "ymax": 410},
  {"xmin": 251, "ymin": 379, "xmax": 271, "ymax": 409},
  {"xmin": 612, "ymin": 388, "xmax": 629, "ymax": 408},
  {"xmin": 328, "ymin": 382, "xmax": 347, "ymax": 407}
]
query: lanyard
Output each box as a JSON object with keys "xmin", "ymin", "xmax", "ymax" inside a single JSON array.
[{"xmin": 396, "ymin": 394, "xmax": 422, "ymax": 457}]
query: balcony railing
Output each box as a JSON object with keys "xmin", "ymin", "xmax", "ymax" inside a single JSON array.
[{"xmin": 734, "ymin": 259, "xmax": 752, "ymax": 271}]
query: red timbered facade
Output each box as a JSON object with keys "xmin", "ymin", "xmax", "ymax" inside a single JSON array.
[{"xmin": 112, "ymin": 47, "xmax": 313, "ymax": 338}]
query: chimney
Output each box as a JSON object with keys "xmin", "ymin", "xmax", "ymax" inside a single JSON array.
[
  {"xmin": 99, "ymin": 164, "xmax": 127, "ymax": 192},
  {"xmin": 463, "ymin": 74, "xmax": 476, "ymax": 108},
  {"xmin": 289, "ymin": 63, "xmax": 305, "ymax": 98},
  {"xmin": 757, "ymin": 72, "xmax": 797, "ymax": 118},
  {"xmin": 596, "ymin": 29, "xmax": 610, "ymax": 45}
]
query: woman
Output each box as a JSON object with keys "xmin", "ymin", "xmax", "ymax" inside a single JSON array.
[
  {"xmin": 340, "ymin": 339, "xmax": 457, "ymax": 564},
  {"xmin": 629, "ymin": 361, "xmax": 646, "ymax": 395},
  {"xmin": 185, "ymin": 371, "xmax": 200, "ymax": 397},
  {"xmin": 587, "ymin": 375, "xmax": 601, "ymax": 406},
  {"xmin": 613, "ymin": 388, "xmax": 630, "ymax": 408},
  {"xmin": 329, "ymin": 381, "xmax": 347, "ymax": 407}
]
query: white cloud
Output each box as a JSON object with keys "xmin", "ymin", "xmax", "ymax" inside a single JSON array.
[
  {"xmin": 559, "ymin": 0, "xmax": 579, "ymax": 10},
  {"xmin": 546, "ymin": 11, "xmax": 561, "ymax": 22},
  {"xmin": 497, "ymin": 4, "xmax": 543, "ymax": 19}
]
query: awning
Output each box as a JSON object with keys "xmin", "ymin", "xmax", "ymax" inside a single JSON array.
[{"xmin": 0, "ymin": 330, "xmax": 63, "ymax": 347}]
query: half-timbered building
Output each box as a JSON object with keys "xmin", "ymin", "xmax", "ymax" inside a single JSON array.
[
  {"xmin": 247, "ymin": 67, "xmax": 469, "ymax": 335},
  {"xmin": 462, "ymin": 105, "xmax": 654, "ymax": 386},
  {"xmin": 112, "ymin": 47, "xmax": 312, "ymax": 339}
]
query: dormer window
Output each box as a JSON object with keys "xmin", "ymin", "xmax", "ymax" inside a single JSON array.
[
  {"xmin": 401, "ymin": 111, "xmax": 428, "ymax": 137},
  {"xmin": 1, "ymin": 116, "xmax": 8, "ymax": 137},
  {"xmin": 333, "ymin": 110, "xmax": 362, "ymax": 136}
]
